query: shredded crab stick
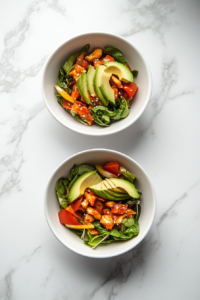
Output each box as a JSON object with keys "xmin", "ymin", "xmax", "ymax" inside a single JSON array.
[{"xmin": 54, "ymin": 84, "xmax": 74, "ymax": 103}]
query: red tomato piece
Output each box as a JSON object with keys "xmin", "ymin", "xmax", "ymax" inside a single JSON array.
[
  {"xmin": 102, "ymin": 55, "xmax": 115, "ymax": 62},
  {"xmin": 111, "ymin": 203, "xmax": 128, "ymax": 214},
  {"xmin": 58, "ymin": 209, "xmax": 81, "ymax": 225},
  {"xmin": 122, "ymin": 82, "xmax": 138, "ymax": 100},
  {"xmin": 103, "ymin": 161, "xmax": 120, "ymax": 176},
  {"xmin": 63, "ymin": 100, "xmax": 73, "ymax": 110},
  {"xmin": 71, "ymin": 196, "xmax": 83, "ymax": 211}
]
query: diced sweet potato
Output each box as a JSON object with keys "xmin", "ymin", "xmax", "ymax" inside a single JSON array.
[
  {"xmin": 85, "ymin": 48, "xmax": 103, "ymax": 62},
  {"xmin": 105, "ymin": 201, "xmax": 115, "ymax": 208},
  {"xmin": 111, "ymin": 204, "xmax": 128, "ymax": 215},
  {"xmin": 86, "ymin": 207, "xmax": 101, "ymax": 220},
  {"xmin": 88, "ymin": 229, "xmax": 100, "ymax": 235},
  {"xmin": 84, "ymin": 213, "xmax": 95, "ymax": 223},
  {"xmin": 81, "ymin": 198, "xmax": 89, "ymax": 209},
  {"xmin": 100, "ymin": 215, "xmax": 114, "ymax": 230},
  {"xmin": 84, "ymin": 191, "xmax": 97, "ymax": 206},
  {"xmin": 69, "ymin": 64, "xmax": 85, "ymax": 81},
  {"xmin": 111, "ymin": 75, "xmax": 122, "ymax": 88},
  {"xmin": 94, "ymin": 200, "xmax": 104, "ymax": 213}
]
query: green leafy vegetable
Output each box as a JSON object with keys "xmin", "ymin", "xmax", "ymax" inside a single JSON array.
[
  {"xmin": 111, "ymin": 98, "xmax": 129, "ymax": 120},
  {"xmin": 56, "ymin": 177, "xmax": 69, "ymax": 208},
  {"xmin": 124, "ymin": 221, "xmax": 139, "ymax": 237},
  {"xmin": 135, "ymin": 204, "xmax": 141, "ymax": 222},
  {"xmin": 68, "ymin": 173, "xmax": 79, "ymax": 188},
  {"xmin": 126, "ymin": 199, "xmax": 140, "ymax": 207},
  {"xmin": 63, "ymin": 44, "xmax": 90, "ymax": 75},
  {"xmin": 93, "ymin": 220, "xmax": 138, "ymax": 240},
  {"xmin": 55, "ymin": 93, "xmax": 64, "ymax": 106},
  {"xmin": 120, "ymin": 223, "xmax": 126, "ymax": 233},
  {"xmin": 69, "ymin": 164, "xmax": 94, "ymax": 181},
  {"xmin": 56, "ymin": 79, "xmax": 71, "ymax": 94},
  {"xmin": 132, "ymin": 70, "xmax": 139, "ymax": 78},
  {"xmin": 74, "ymin": 115, "xmax": 88, "ymax": 126},
  {"xmin": 89, "ymin": 97, "xmax": 129, "ymax": 127},
  {"xmin": 104, "ymin": 47, "xmax": 127, "ymax": 64},
  {"xmin": 122, "ymin": 217, "xmax": 135, "ymax": 227},
  {"xmin": 81, "ymin": 229, "xmax": 89, "ymax": 242},
  {"xmin": 120, "ymin": 166, "xmax": 136, "ymax": 183}
]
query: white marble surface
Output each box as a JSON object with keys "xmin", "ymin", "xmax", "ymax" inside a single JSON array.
[{"xmin": 0, "ymin": 0, "xmax": 200, "ymax": 299}]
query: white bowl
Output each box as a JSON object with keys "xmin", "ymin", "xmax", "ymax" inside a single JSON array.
[
  {"xmin": 42, "ymin": 32, "xmax": 152, "ymax": 136},
  {"xmin": 44, "ymin": 149, "xmax": 156, "ymax": 258}
]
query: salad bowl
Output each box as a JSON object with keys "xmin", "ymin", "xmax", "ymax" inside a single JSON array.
[
  {"xmin": 44, "ymin": 149, "xmax": 156, "ymax": 258},
  {"xmin": 42, "ymin": 32, "xmax": 152, "ymax": 136}
]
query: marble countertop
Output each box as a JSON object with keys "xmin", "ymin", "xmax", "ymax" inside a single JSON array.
[{"xmin": 1, "ymin": 0, "xmax": 200, "ymax": 299}]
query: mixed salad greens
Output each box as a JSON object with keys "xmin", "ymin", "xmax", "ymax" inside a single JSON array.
[
  {"xmin": 54, "ymin": 44, "xmax": 139, "ymax": 127},
  {"xmin": 56, "ymin": 161, "xmax": 142, "ymax": 249}
]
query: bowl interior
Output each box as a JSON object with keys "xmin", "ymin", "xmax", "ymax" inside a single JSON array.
[
  {"xmin": 44, "ymin": 150, "xmax": 156, "ymax": 258},
  {"xmin": 42, "ymin": 33, "xmax": 151, "ymax": 135}
]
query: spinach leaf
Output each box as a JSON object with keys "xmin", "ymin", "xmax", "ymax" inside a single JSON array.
[
  {"xmin": 124, "ymin": 221, "xmax": 139, "ymax": 237},
  {"xmin": 55, "ymin": 93, "xmax": 64, "ymax": 106},
  {"xmin": 56, "ymin": 79, "xmax": 71, "ymax": 94},
  {"xmin": 68, "ymin": 173, "xmax": 79, "ymax": 188},
  {"xmin": 63, "ymin": 44, "xmax": 90, "ymax": 75},
  {"xmin": 104, "ymin": 47, "xmax": 127, "ymax": 64},
  {"xmin": 90, "ymin": 97, "xmax": 129, "ymax": 124},
  {"xmin": 126, "ymin": 199, "xmax": 140, "ymax": 207},
  {"xmin": 120, "ymin": 223, "xmax": 126, "ymax": 233},
  {"xmin": 122, "ymin": 217, "xmax": 135, "ymax": 227},
  {"xmin": 69, "ymin": 164, "xmax": 94, "ymax": 181},
  {"xmin": 132, "ymin": 70, "xmax": 139, "ymax": 78},
  {"xmin": 93, "ymin": 221, "xmax": 132, "ymax": 240},
  {"xmin": 56, "ymin": 177, "xmax": 69, "ymax": 208},
  {"xmin": 111, "ymin": 98, "xmax": 129, "ymax": 120},
  {"xmin": 74, "ymin": 115, "xmax": 88, "ymax": 126},
  {"xmin": 93, "ymin": 218, "xmax": 140, "ymax": 241},
  {"xmin": 120, "ymin": 166, "xmax": 136, "ymax": 183}
]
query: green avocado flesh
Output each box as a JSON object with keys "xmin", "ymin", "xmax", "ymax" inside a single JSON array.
[
  {"xmin": 69, "ymin": 171, "xmax": 102, "ymax": 202},
  {"xmin": 94, "ymin": 66, "xmax": 109, "ymax": 106},
  {"xmin": 81, "ymin": 72, "xmax": 91, "ymax": 104},
  {"xmin": 100, "ymin": 71, "xmax": 115, "ymax": 105},
  {"xmin": 77, "ymin": 74, "xmax": 83, "ymax": 97},
  {"xmin": 87, "ymin": 65, "xmax": 96, "ymax": 96},
  {"xmin": 89, "ymin": 178, "xmax": 140, "ymax": 200},
  {"xmin": 103, "ymin": 61, "xmax": 133, "ymax": 83}
]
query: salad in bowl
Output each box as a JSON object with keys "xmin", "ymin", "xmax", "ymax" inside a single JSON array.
[
  {"xmin": 56, "ymin": 161, "xmax": 141, "ymax": 249},
  {"xmin": 54, "ymin": 44, "xmax": 138, "ymax": 127}
]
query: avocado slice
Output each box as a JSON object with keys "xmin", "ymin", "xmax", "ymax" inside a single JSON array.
[
  {"xmin": 99, "ymin": 71, "xmax": 115, "ymax": 105},
  {"xmin": 103, "ymin": 61, "xmax": 133, "ymax": 83},
  {"xmin": 89, "ymin": 178, "xmax": 140, "ymax": 200},
  {"xmin": 81, "ymin": 72, "xmax": 91, "ymax": 104},
  {"xmin": 109, "ymin": 178, "xmax": 140, "ymax": 198},
  {"xmin": 69, "ymin": 171, "xmax": 102, "ymax": 202},
  {"xmin": 87, "ymin": 65, "xmax": 96, "ymax": 96},
  {"xmin": 94, "ymin": 66, "xmax": 109, "ymax": 106},
  {"xmin": 77, "ymin": 74, "xmax": 83, "ymax": 97},
  {"xmin": 89, "ymin": 179, "xmax": 129, "ymax": 200}
]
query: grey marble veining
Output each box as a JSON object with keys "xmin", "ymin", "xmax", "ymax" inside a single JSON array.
[{"xmin": 0, "ymin": 0, "xmax": 200, "ymax": 299}]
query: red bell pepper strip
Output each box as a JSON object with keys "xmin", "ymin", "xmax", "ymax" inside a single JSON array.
[
  {"xmin": 71, "ymin": 196, "xmax": 83, "ymax": 211},
  {"xmin": 58, "ymin": 209, "xmax": 81, "ymax": 225}
]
